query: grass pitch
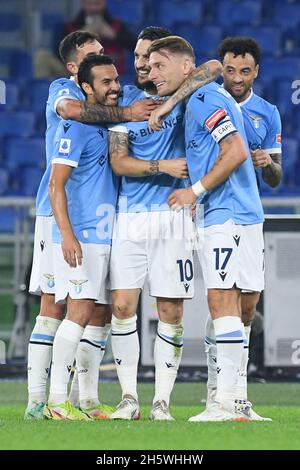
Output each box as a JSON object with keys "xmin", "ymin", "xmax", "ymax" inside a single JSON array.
[{"xmin": 0, "ymin": 381, "xmax": 300, "ymax": 450}]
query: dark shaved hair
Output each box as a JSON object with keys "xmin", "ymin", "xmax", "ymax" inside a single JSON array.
[
  {"xmin": 59, "ymin": 30, "xmax": 100, "ymax": 64},
  {"xmin": 148, "ymin": 35, "xmax": 195, "ymax": 62}
]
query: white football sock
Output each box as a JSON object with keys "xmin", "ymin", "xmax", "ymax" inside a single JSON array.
[
  {"xmin": 27, "ymin": 315, "xmax": 61, "ymax": 404},
  {"xmin": 214, "ymin": 316, "xmax": 243, "ymax": 409},
  {"xmin": 68, "ymin": 368, "xmax": 79, "ymax": 407},
  {"xmin": 111, "ymin": 314, "xmax": 139, "ymax": 401},
  {"xmin": 153, "ymin": 321, "xmax": 183, "ymax": 406},
  {"xmin": 204, "ymin": 314, "xmax": 217, "ymax": 406},
  {"xmin": 48, "ymin": 319, "xmax": 84, "ymax": 405},
  {"xmin": 236, "ymin": 324, "xmax": 251, "ymax": 401},
  {"xmin": 78, "ymin": 324, "xmax": 111, "ymax": 409}
]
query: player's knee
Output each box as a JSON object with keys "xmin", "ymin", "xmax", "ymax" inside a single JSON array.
[
  {"xmin": 40, "ymin": 294, "xmax": 64, "ymax": 320},
  {"xmin": 207, "ymin": 299, "xmax": 223, "ymax": 318},
  {"xmin": 242, "ymin": 305, "xmax": 256, "ymax": 326},
  {"xmin": 113, "ymin": 298, "xmax": 136, "ymax": 319},
  {"xmin": 158, "ymin": 303, "xmax": 183, "ymax": 324}
]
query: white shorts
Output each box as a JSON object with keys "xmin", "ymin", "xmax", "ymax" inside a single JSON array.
[
  {"xmin": 53, "ymin": 242, "xmax": 111, "ymax": 304},
  {"xmin": 29, "ymin": 216, "xmax": 55, "ymax": 295},
  {"xmin": 198, "ymin": 219, "xmax": 264, "ymax": 292},
  {"xmin": 110, "ymin": 211, "xmax": 195, "ymax": 298}
]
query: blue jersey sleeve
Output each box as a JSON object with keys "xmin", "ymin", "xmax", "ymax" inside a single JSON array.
[
  {"xmin": 48, "ymin": 79, "xmax": 80, "ymax": 116},
  {"xmin": 189, "ymin": 90, "xmax": 237, "ymax": 144},
  {"xmin": 120, "ymin": 85, "xmax": 142, "ymax": 106},
  {"xmin": 52, "ymin": 121, "xmax": 86, "ymax": 168},
  {"xmin": 262, "ymin": 106, "xmax": 282, "ymax": 154}
]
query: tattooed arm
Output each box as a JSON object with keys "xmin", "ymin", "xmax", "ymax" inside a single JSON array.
[
  {"xmin": 56, "ymin": 98, "xmax": 160, "ymax": 123},
  {"xmin": 149, "ymin": 60, "xmax": 223, "ymax": 131},
  {"xmin": 109, "ymin": 130, "xmax": 188, "ymax": 178},
  {"xmin": 262, "ymin": 154, "xmax": 282, "ymax": 187},
  {"xmin": 250, "ymin": 149, "xmax": 282, "ymax": 187},
  {"xmin": 168, "ymin": 132, "xmax": 247, "ymax": 208}
]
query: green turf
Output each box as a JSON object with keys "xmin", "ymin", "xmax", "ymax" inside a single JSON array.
[{"xmin": 0, "ymin": 382, "xmax": 300, "ymax": 450}]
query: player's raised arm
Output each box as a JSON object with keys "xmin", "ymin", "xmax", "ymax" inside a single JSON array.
[
  {"xmin": 149, "ymin": 59, "xmax": 223, "ymax": 131},
  {"xmin": 48, "ymin": 164, "xmax": 82, "ymax": 268},
  {"xmin": 109, "ymin": 129, "xmax": 188, "ymax": 179},
  {"xmin": 57, "ymin": 97, "xmax": 160, "ymax": 123}
]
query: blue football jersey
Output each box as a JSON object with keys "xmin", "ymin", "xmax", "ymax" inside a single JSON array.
[
  {"xmin": 240, "ymin": 90, "xmax": 282, "ymax": 154},
  {"xmin": 185, "ymin": 82, "xmax": 264, "ymax": 227},
  {"xmin": 110, "ymin": 87, "xmax": 186, "ymax": 212},
  {"xmin": 36, "ymin": 77, "xmax": 84, "ymax": 217},
  {"xmin": 240, "ymin": 90, "xmax": 282, "ymax": 188},
  {"xmin": 51, "ymin": 120, "xmax": 119, "ymax": 245}
]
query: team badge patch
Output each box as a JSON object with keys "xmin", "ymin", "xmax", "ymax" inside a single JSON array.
[
  {"xmin": 249, "ymin": 114, "xmax": 262, "ymax": 129},
  {"xmin": 69, "ymin": 279, "xmax": 88, "ymax": 294},
  {"xmin": 276, "ymin": 133, "xmax": 281, "ymax": 144},
  {"xmin": 58, "ymin": 138, "xmax": 71, "ymax": 156},
  {"xmin": 58, "ymin": 88, "xmax": 70, "ymax": 97}
]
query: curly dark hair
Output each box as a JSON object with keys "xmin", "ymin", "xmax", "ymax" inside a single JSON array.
[{"xmin": 218, "ymin": 37, "xmax": 261, "ymax": 65}]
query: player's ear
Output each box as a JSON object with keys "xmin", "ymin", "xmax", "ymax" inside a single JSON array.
[
  {"xmin": 66, "ymin": 60, "xmax": 78, "ymax": 76},
  {"xmin": 254, "ymin": 64, "xmax": 259, "ymax": 79},
  {"xmin": 183, "ymin": 57, "xmax": 194, "ymax": 75},
  {"xmin": 81, "ymin": 82, "xmax": 93, "ymax": 97}
]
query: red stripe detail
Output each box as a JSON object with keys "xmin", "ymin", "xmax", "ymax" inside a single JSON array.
[{"xmin": 205, "ymin": 109, "xmax": 227, "ymax": 130}]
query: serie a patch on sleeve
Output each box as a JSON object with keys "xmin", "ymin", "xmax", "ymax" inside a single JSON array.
[
  {"xmin": 58, "ymin": 138, "xmax": 71, "ymax": 156},
  {"xmin": 205, "ymin": 109, "xmax": 237, "ymax": 143}
]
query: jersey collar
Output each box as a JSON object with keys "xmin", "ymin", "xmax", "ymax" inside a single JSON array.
[{"xmin": 239, "ymin": 89, "xmax": 254, "ymax": 107}]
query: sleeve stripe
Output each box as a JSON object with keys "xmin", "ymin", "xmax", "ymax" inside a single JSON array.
[
  {"xmin": 263, "ymin": 148, "xmax": 282, "ymax": 154},
  {"xmin": 52, "ymin": 158, "xmax": 78, "ymax": 167},
  {"xmin": 108, "ymin": 125, "xmax": 128, "ymax": 133},
  {"xmin": 53, "ymin": 95, "xmax": 78, "ymax": 118}
]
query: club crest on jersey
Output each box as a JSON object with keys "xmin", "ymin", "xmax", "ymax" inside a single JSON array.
[
  {"xmin": 69, "ymin": 279, "xmax": 88, "ymax": 293},
  {"xmin": 58, "ymin": 138, "xmax": 71, "ymax": 156},
  {"xmin": 276, "ymin": 133, "xmax": 281, "ymax": 144},
  {"xmin": 43, "ymin": 274, "xmax": 55, "ymax": 288},
  {"xmin": 249, "ymin": 114, "xmax": 262, "ymax": 129}
]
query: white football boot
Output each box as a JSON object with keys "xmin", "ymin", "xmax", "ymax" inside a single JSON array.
[
  {"xmin": 110, "ymin": 394, "xmax": 140, "ymax": 420},
  {"xmin": 149, "ymin": 400, "xmax": 175, "ymax": 421}
]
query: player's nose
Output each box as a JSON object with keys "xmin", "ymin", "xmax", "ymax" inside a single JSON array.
[{"xmin": 148, "ymin": 68, "xmax": 156, "ymax": 81}]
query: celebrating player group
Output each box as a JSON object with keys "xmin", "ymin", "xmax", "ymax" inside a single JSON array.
[{"xmin": 25, "ymin": 26, "xmax": 282, "ymax": 423}]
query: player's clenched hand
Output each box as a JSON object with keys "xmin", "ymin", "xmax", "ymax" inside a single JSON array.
[
  {"xmin": 130, "ymin": 99, "xmax": 162, "ymax": 121},
  {"xmin": 168, "ymin": 187, "xmax": 197, "ymax": 212},
  {"xmin": 161, "ymin": 158, "xmax": 189, "ymax": 179},
  {"xmin": 148, "ymin": 100, "xmax": 174, "ymax": 131},
  {"xmin": 250, "ymin": 149, "xmax": 272, "ymax": 168},
  {"xmin": 61, "ymin": 235, "xmax": 83, "ymax": 268}
]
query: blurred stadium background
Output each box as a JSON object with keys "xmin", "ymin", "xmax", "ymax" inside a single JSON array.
[{"xmin": 0, "ymin": 0, "xmax": 300, "ymax": 380}]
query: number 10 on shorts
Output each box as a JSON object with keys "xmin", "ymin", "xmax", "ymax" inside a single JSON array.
[{"xmin": 176, "ymin": 259, "xmax": 194, "ymax": 282}]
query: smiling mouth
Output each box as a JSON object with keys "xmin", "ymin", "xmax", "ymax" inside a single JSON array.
[
  {"xmin": 156, "ymin": 81, "xmax": 166, "ymax": 88},
  {"xmin": 137, "ymin": 70, "xmax": 150, "ymax": 78}
]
